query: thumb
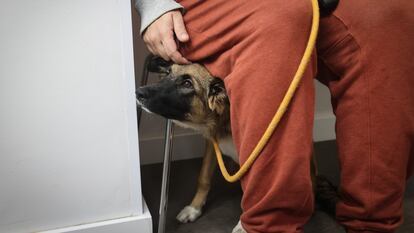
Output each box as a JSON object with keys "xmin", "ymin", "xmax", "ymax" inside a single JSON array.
[{"xmin": 172, "ymin": 11, "xmax": 189, "ymax": 42}]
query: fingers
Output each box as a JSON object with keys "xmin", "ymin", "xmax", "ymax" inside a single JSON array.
[
  {"xmin": 172, "ymin": 11, "xmax": 189, "ymax": 42},
  {"xmin": 142, "ymin": 33, "xmax": 156, "ymax": 55},
  {"xmin": 142, "ymin": 11, "xmax": 190, "ymax": 64},
  {"xmin": 143, "ymin": 29, "xmax": 169, "ymax": 61},
  {"xmin": 162, "ymin": 35, "xmax": 190, "ymax": 64}
]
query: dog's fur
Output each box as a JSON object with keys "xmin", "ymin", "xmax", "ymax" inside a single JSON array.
[
  {"xmin": 136, "ymin": 57, "xmax": 337, "ymax": 224},
  {"xmin": 137, "ymin": 61, "xmax": 231, "ymax": 141}
]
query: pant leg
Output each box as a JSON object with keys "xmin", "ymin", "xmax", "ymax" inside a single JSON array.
[
  {"xmin": 317, "ymin": 1, "xmax": 414, "ymax": 232},
  {"xmin": 178, "ymin": 0, "xmax": 316, "ymax": 232}
]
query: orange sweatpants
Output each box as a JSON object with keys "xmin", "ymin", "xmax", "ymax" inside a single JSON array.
[{"xmin": 177, "ymin": 0, "xmax": 414, "ymax": 232}]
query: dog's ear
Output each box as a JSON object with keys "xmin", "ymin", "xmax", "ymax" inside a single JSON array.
[
  {"xmin": 148, "ymin": 55, "xmax": 172, "ymax": 74},
  {"xmin": 208, "ymin": 79, "xmax": 228, "ymax": 115}
]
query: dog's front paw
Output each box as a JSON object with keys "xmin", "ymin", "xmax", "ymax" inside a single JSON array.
[{"xmin": 176, "ymin": 206, "xmax": 202, "ymax": 223}]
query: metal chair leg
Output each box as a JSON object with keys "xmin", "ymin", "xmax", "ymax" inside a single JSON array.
[{"xmin": 157, "ymin": 119, "xmax": 174, "ymax": 233}]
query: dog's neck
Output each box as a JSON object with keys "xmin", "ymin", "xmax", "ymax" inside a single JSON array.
[
  {"xmin": 210, "ymin": 103, "xmax": 232, "ymax": 139},
  {"xmin": 173, "ymin": 111, "xmax": 231, "ymax": 140},
  {"xmin": 173, "ymin": 112, "xmax": 238, "ymax": 163},
  {"xmin": 173, "ymin": 118, "xmax": 231, "ymax": 140}
]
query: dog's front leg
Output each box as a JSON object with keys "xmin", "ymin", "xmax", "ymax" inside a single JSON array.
[{"xmin": 176, "ymin": 140, "xmax": 217, "ymax": 223}]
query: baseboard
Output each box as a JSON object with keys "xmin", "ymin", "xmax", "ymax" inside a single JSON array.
[
  {"xmin": 139, "ymin": 114, "xmax": 336, "ymax": 165},
  {"xmin": 40, "ymin": 201, "xmax": 152, "ymax": 233}
]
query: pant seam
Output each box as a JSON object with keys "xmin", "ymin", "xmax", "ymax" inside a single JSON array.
[{"xmin": 361, "ymin": 37, "xmax": 373, "ymax": 220}]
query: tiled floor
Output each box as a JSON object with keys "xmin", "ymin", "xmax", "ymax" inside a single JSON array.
[{"xmin": 141, "ymin": 140, "xmax": 414, "ymax": 233}]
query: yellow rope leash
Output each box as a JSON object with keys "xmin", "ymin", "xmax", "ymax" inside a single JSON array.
[{"xmin": 212, "ymin": 0, "xmax": 320, "ymax": 183}]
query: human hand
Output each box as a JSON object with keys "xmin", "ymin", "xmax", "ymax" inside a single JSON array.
[{"xmin": 143, "ymin": 10, "xmax": 190, "ymax": 64}]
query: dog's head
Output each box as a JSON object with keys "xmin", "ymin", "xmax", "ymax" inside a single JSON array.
[{"xmin": 136, "ymin": 57, "xmax": 230, "ymax": 137}]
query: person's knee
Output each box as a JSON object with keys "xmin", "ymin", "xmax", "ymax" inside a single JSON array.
[{"xmin": 252, "ymin": 0, "xmax": 313, "ymax": 37}]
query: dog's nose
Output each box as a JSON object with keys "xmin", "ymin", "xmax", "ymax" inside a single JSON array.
[{"xmin": 136, "ymin": 88, "xmax": 146, "ymax": 100}]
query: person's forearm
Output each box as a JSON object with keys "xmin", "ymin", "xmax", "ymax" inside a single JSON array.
[{"xmin": 135, "ymin": 0, "xmax": 183, "ymax": 35}]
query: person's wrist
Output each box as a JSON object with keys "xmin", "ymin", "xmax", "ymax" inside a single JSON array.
[{"xmin": 137, "ymin": 0, "xmax": 184, "ymax": 35}]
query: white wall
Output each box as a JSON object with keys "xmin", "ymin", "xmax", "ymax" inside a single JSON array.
[{"xmin": 0, "ymin": 0, "xmax": 150, "ymax": 233}]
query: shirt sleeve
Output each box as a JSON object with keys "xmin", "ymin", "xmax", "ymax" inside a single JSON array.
[{"xmin": 135, "ymin": 0, "xmax": 184, "ymax": 35}]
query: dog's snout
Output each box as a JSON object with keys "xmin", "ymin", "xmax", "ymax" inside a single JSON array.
[{"xmin": 136, "ymin": 88, "xmax": 147, "ymax": 100}]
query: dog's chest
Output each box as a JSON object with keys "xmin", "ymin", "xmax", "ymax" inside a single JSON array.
[{"xmin": 218, "ymin": 136, "xmax": 238, "ymax": 164}]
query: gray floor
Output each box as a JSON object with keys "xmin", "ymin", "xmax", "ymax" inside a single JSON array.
[{"xmin": 141, "ymin": 140, "xmax": 414, "ymax": 233}]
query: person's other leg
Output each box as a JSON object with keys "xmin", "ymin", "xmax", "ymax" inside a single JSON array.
[
  {"xmin": 178, "ymin": 0, "xmax": 317, "ymax": 232},
  {"xmin": 317, "ymin": 1, "xmax": 414, "ymax": 232}
]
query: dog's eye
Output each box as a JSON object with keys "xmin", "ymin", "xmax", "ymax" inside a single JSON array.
[
  {"xmin": 210, "ymin": 84, "xmax": 223, "ymax": 95},
  {"xmin": 181, "ymin": 79, "xmax": 193, "ymax": 88},
  {"xmin": 182, "ymin": 80, "xmax": 193, "ymax": 88}
]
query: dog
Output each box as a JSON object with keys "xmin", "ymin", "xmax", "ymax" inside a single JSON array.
[{"xmin": 136, "ymin": 57, "xmax": 338, "ymax": 227}]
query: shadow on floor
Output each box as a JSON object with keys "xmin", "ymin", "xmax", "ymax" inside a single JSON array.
[{"xmin": 141, "ymin": 140, "xmax": 414, "ymax": 233}]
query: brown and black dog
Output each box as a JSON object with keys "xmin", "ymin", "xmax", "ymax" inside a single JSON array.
[{"xmin": 136, "ymin": 57, "xmax": 337, "ymax": 224}]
